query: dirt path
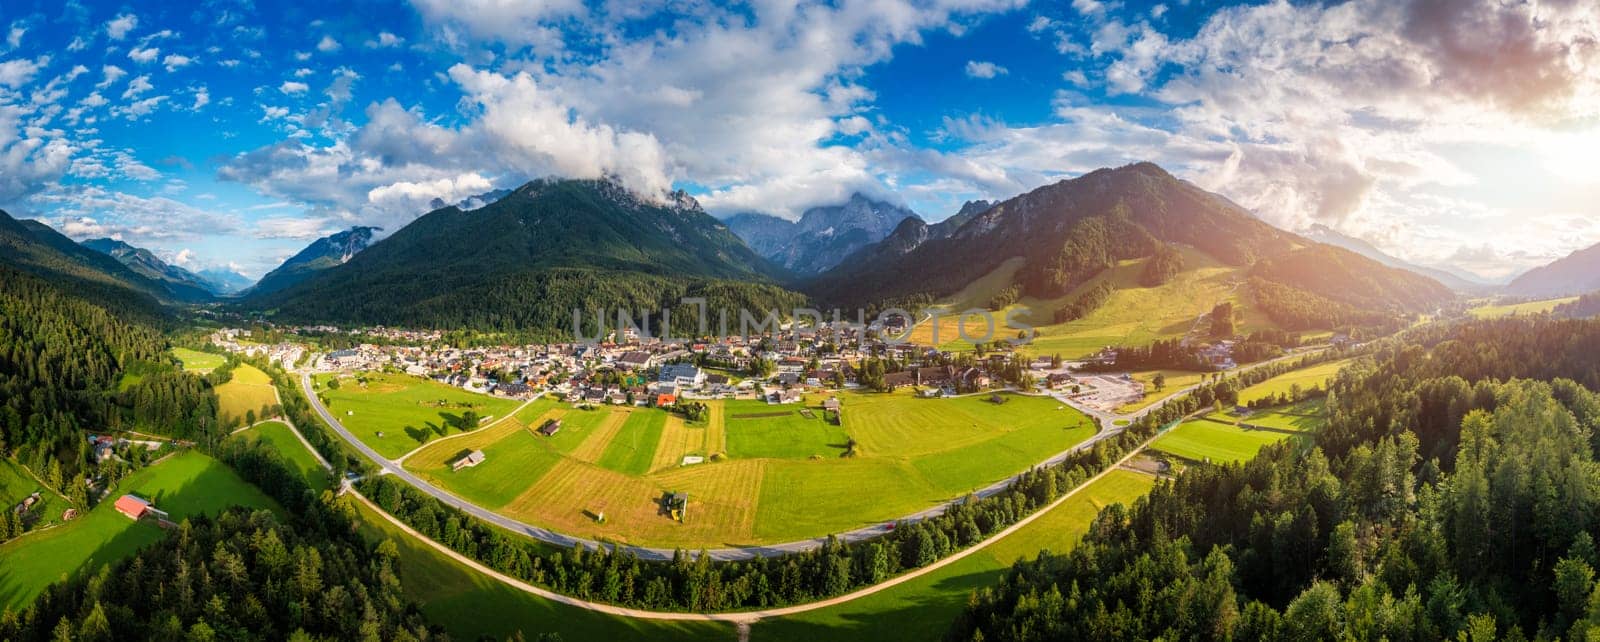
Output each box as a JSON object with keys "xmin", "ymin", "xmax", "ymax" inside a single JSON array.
[{"xmin": 392, "ymin": 395, "xmax": 544, "ymax": 464}]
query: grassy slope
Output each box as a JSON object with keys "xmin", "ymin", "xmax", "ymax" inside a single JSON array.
[
  {"xmin": 231, "ymin": 420, "xmax": 332, "ymax": 491},
  {"xmin": 907, "ymin": 247, "xmax": 1274, "ymax": 356},
  {"xmin": 215, "ymin": 363, "xmax": 280, "ymax": 424},
  {"xmin": 311, "ymin": 372, "xmax": 522, "ymax": 459},
  {"xmin": 0, "ymin": 451, "xmax": 279, "ymax": 611},
  {"xmin": 170, "ymin": 347, "xmax": 225, "ymax": 373},
  {"xmin": 0, "ymin": 459, "xmax": 67, "ymax": 531},
  {"xmin": 753, "ymin": 469, "xmax": 1158, "ymax": 641},
  {"xmin": 1237, "ymin": 359, "xmax": 1351, "ymax": 405}
]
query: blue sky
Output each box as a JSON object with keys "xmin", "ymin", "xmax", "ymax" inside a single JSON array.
[{"xmin": 2, "ymin": 0, "xmax": 1597, "ymax": 281}]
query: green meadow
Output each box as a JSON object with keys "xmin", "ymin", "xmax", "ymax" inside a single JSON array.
[
  {"xmin": 1469, "ymin": 297, "xmax": 1578, "ymax": 319},
  {"xmin": 0, "ymin": 458, "xmax": 67, "ymax": 531},
  {"xmin": 1237, "ymin": 359, "xmax": 1351, "ymax": 405},
  {"xmin": 311, "ymin": 372, "xmax": 522, "ymax": 459},
  {"xmin": 1151, "ymin": 409, "xmax": 1318, "ymax": 465},
  {"xmin": 170, "ymin": 347, "xmax": 226, "ymax": 373},
  {"xmin": 232, "ymin": 420, "xmax": 332, "ymax": 491},
  {"xmin": 754, "ymin": 469, "xmax": 1159, "ymax": 641},
  {"xmin": 0, "ymin": 450, "xmax": 278, "ymax": 611},
  {"xmin": 597, "ymin": 410, "xmax": 669, "ymax": 476}
]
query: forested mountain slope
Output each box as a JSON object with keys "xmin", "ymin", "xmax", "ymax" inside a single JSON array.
[{"xmin": 242, "ymin": 178, "xmax": 805, "ymax": 334}]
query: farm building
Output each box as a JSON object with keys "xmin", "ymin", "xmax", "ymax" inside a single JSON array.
[
  {"xmin": 537, "ymin": 419, "xmax": 563, "ymax": 436},
  {"xmin": 112, "ymin": 495, "xmax": 167, "ymax": 522},
  {"xmin": 822, "ymin": 397, "xmax": 841, "ymax": 412},
  {"xmin": 882, "ymin": 371, "xmax": 914, "ymax": 390},
  {"xmin": 768, "ymin": 389, "xmax": 803, "ymax": 404},
  {"xmin": 452, "ymin": 450, "xmax": 487, "ymax": 472}
]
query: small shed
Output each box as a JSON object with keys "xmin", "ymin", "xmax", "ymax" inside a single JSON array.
[
  {"xmin": 537, "ymin": 419, "xmax": 563, "ymax": 437},
  {"xmin": 822, "ymin": 397, "xmax": 841, "ymax": 412},
  {"xmin": 452, "ymin": 450, "xmax": 487, "ymax": 472}
]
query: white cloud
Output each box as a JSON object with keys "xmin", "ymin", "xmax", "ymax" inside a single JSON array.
[
  {"xmin": 368, "ymin": 31, "xmax": 404, "ymax": 48},
  {"xmin": 279, "ymin": 81, "xmax": 309, "ymax": 95},
  {"xmin": 106, "ymin": 13, "xmax": 138, "ymax": 40},
  {"xmin": 96, "ymin": 64, "xmax": 126, "ymax": 89},
  {"xmin": 128, "ymin": 46, "xmax": 160, "ymax": 64},
  {"xmin": 367, "ymin": 173, "xmax": 493, "ymax": 213},
  {"xmin": 191, "ymin": 87, "xmax": 210, "ymax": 110},
  {"xmin": 162, "ymin": 54, "xmax": 194, "ymax": 72},
  {"xmin": 6, "ymin": 24, "xmax": 23, "ymax": 49},
  {"xmin": 121, "ymin": 75, "xmax": 153, "ymax": 99},
  {"xmin": 316, "ymin": 35, "xmax": 340, "ymax": 52},
  {"xmin": 964, "ymin": 60, "xmax": 1008, "ymax": 79},
  {"xmin": 0, "ymin": 57, "xmax": 44, "ymax": 88}
]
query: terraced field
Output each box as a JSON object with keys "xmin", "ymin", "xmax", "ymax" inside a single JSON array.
[{"xmin": 400, "ymin": 390, "xmax": 1098, "ymax": 549}]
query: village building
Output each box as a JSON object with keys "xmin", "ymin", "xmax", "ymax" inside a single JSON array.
[
  {"xmin": 659, "ymin": 364, "xmax": 705, "ymax": 388},
  {"xmin": 537, "ymin": 419, "xmax": 563, "ymax": 437}
]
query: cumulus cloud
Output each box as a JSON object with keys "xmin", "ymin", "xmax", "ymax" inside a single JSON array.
[
  {"xmin": 128, "ymin": 46, "xmax": 160, "ymax": 64},
  {"xmin": 367, "ymin": 173, "xmax": 493, "ymax": 212},
  {"xmin": 964, "ymin": 60, "xmax": 1008, "ymax": 79},
  {"xmin": 121, "ymin": 75, "xmax": 153, "ymax": 99},
  {"xmin": 105, "ymin": 13, "xmax": 138, "ymax": 40},
  {"xmin": 95, "ymin": 65, "xmax": 126, "ymax": 88},
  {"xmin": 316, "ymin": 35, "xmax": 340, "ymax": 52},
  {"xmin": 162, "ymin": 54, "xmax": 194, "ymax": 72},
  {"xmin": 30, "ymin": 186, "xmax": 240, "ymax": 242},
  {"xmin": 279, "ymin": 81, "xmax": 309, "ymax": 94}
]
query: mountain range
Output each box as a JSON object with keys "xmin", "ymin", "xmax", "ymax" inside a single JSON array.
[
  {"xmin": 243, "ymin": 226, "xmax": 379, "ymax": 297},
  {"xmin": 0, "ymin": 209, "xmax": 172, "ymax": 318},
  {"xmin": 725, "ymin": 193, "xmax": 921, "ymax": 274},
  {"xmin": 79, "ymin": 238, "xmax": 221, "ymax": 301},
  {"xmin": 239, "ymin": 177, "xmax": 802, "ymax": 332},
  {"xmin": 1506, "ymin": 240, "xmax": 1600, "ymax": 298},
  {"xmin": 804, "ymin": 162, "xmax": 1452, "ymax": 325},
  {"xmin": 1298, "ymin": 224, "xmax": 1490, "ymax": 292}
]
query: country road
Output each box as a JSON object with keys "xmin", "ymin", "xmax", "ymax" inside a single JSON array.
[{"xmin": 299, "ymin": 372, "xmax": 1125, "ymax": 561}]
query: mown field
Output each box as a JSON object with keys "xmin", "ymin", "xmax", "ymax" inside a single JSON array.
[
  {"xmin": 170, "ymin": 347, "xmax": 226, "ymax": 373},
  {"xmin": 231, "ymin": 420, "xmax": 332, "ymax": 491},
  {"xmin": 311, "ymin": 372, "xmax": 523, "ymax": 459},
  {"xmin": 0, "ymin": 450, "xmax": 279, "ymax": 611},
  {"xmin": 1469, "ymin": 297, "xmax": 1578, "ymax": 319},
  {"xmin": 215, "ymin": 363, "xmax": 280, "ymax": 425},
  {"xmin": 398, "ymin": 390, "xmax": 1097, "ymax": 549},
  {"xmin": 1151, "ymin": 402, "xmax": 1323, "ymax": 464},
  {"xmin": 1237, "ymin": 359, "xmax": 1351, "ymax": 405}
]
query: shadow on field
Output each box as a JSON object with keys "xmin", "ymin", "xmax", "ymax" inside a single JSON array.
[{"xmin": 752, "ymin": 567, "xmax": 1007, "ymax": 642}]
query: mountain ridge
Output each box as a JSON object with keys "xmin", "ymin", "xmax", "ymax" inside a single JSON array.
[{"xmin": 1506, "ymin": 241, "xmax": 1600, "ymax": 298}]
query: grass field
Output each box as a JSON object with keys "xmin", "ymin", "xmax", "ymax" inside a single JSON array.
[
  {"xmin": 0, "ymin": 451, "xmax": 278, "ymax": 611},
  {"xmin": 400, "ymin": 390, "xmax": 1097, "ymax": 548},
  {"xmin": 1237, "ymin": 359, "xmax": 1351, "ymax": 405},
  {"xmin": 311, "ymin": 372, "xmax": 523, "ymax": 459},
  {"xmin": 232, "ymin": 421, "xmax": 332, "ymax": 491},
  {"xmin": 171, "ymin": 347, "xmax": 226, "ymax": 373},
  {"xmin": 215, "ymin": 363, "xmax": 280, "ymax": 425},
  {"xmin": 753, "ymin": 469, "xmax": 1158, "ymax": 641},
  {"xmin": 1151, "ymin": 405, "xmax": 1322, "ymax": 464},
  {"xmin": 0, "ymin": 458, "xmax": 68, "ymax": 531},
  {"xmin": 1469, "ymin": 297, "xmax": 1578, "ymax": 319},
  {"xmin": 348, "ymin": 497, "xmax": 727, "ymax": 641}
]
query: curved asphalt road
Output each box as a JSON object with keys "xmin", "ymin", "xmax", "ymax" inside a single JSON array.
[{"xmin": 300, "ymin": 349, "xmax": 1317, "ymax": 561}]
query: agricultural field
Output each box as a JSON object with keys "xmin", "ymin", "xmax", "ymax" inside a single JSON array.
[
  {"xmin": 231, "ymin": 420, "xmax": 332, "ymax": 491},
  {"xmin": 1151, "ymin": 403, "xmax": 1323, "ymax": 465},
  {"xmin": 170, "ymin": 347, "xmax": 226, "ymax": 373},
  {"xmin": 0, "ymin": 450, "xmax": 279, "ymax": 611},
  {"xmin": 1469, "ymin": 297, "xmax": 1578, "ymax": 319},
  {"xmin": 311, "ymin": 372, "xmax": 523, "ymax": 459},
  {"xmin": 754, "ymin": 469, "xmax": 1158, "ymax": 642},
  {"xmin": 0, "ymin": 458, "xmax": 68, "ymax": 531},
  {"xmin": 400, "ymin": 390, "xmax": 1097, "ymax": 549},
  {"xmin": 909, "ymin": 247, "xmax": 1276, "ymax": 356},
  {"xmin": 215, "ymin": 363, "xmax": 280, "ymax": 426},
  {"xmin": 1237, "ymin": 359, "xmax": 1351, "ymax": 405}
]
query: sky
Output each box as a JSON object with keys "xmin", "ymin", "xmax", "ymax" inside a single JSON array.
[{"xmin": 1, "ymin": 0, "xmax": 1597, "ymax": 282}]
